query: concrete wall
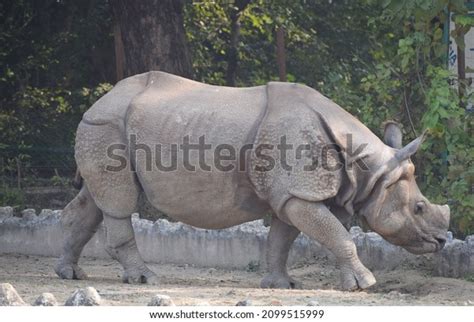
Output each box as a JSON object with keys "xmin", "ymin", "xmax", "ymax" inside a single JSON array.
[{"xmin": 0, "ymin": 207, "xmax": 472, "ymax": 277}]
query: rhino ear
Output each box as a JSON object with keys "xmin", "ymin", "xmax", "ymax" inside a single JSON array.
[
  {"xmin": 383, "ymin": 121, "xmax": 403, "ymax": 149},
  {"xmin": 395, "ymin": 131, "xmax": 426, "ymax": 161}
]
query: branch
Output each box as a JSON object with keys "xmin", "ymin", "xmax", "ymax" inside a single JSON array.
[{"xmin": 403, "ymin": 88, "xmax": 418, "ymax": 137}]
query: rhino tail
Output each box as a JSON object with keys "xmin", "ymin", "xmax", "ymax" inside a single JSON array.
[{"xmin": 72, "ymin": 169, "xmax": 83, "ymax": 190}]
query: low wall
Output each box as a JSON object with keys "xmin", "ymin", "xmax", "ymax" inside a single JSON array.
[{"xmin": 0, "ymin": 206, "xmax": 472, "ymax": 278}]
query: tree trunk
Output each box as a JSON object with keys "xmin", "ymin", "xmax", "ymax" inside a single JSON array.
[
  {"xmin": 225, "ymin": 0, "xmax": 251, "ymax": 86},
  {"xmin": 113, "ymin": 23, "xmax": 125, "ymax": 82},
  {"xmin": 275, "ymin": 26, "xmax": 286, "ymax": 81},
  {"xmin": 110, "ymin": 0, "xmax": 192, "ymax": 78},
  {"xmin": 457, "ymin": 42, "xmax": 466, "ymax": 103}
]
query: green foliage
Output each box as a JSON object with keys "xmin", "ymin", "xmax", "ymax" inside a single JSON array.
[
  {"xmin": 0, "ymin": 0, "xmax": 113, "ymax": 180},
  {"xmin": 421, "ymin": 66, "xmax": 473, "ymax": 236},
  {"xmin": 186, "ymin": 0, "xmax": 378, "ymax": 87},
  {"xmin": 0, "ymin": 187, "xmax": 25, "ymax": 210},
  {"xmin": 352, "ymin": 0, "xmax": 474, "ymax": 236},
  {"xmin": 465, "ymin": 274, "xmax": 474, "ymax": 282},
  {"xmin": 50, "ymin": 174, "xmax": 70, "ymax": 187}
]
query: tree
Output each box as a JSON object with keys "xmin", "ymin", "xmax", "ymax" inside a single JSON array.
[
  {"xmin": 110, "ymin": 0, "xmax": 192, "ymax": 78},
  {"xmin": 225, "ymin": 0, "xmax": 251, "ymax": 86}
]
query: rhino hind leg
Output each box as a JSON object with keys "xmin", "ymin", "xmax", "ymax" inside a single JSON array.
[
  {"xmin": 283, "ymin": 198, "xmax": 376, "ymax": 291},
  {"xmin": 72, "ymin": 121, "xmax": 158, "ymax": 284},
  {"xmin": 55, "ymin": 185, "xmax": 103, "ymax": 280},
  {"xmin": 260, "ymin": 216, "xmax": 302, "ymax": 289}
]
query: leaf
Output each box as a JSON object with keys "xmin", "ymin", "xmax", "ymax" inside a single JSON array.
[
  {"xmin": 437, "ymin": 108, "xmax": 450, "ymax": 119},
  {"xmin": 454, "ymin": 14, "xmax": 474, "ymax": 27}
]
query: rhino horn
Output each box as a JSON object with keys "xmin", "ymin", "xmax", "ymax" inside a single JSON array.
[{"xmin": 395, "ymin": 130, "xmax": 426, "ymax": 162}]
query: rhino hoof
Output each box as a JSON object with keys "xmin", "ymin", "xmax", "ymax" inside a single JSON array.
[
  {"xmin": 260, "ymin": 273, "xmax": 302, "ymax": 289},
  {"xmin": 55, "ymin": 262, "xmax": 88, "ymax": 280},
  {"xmin": 340, "ymin": 264, "xmax": 376, "ymax": 291},
  {"xmin": 123, "ymin": 269, "xmax": 159, "ymax": 285}
]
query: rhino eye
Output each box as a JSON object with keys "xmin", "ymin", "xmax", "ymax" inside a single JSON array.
[{"xmin": 415, "ymin": 201, "xmax": 426, "ymax": 214}]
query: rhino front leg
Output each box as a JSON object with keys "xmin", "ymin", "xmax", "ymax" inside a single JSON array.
[
  {"xmin": 103, "ymin": 214, "xmax": 159, "ymax": 285},
  {"xmin": 261, "ymin": 216, "xmax": 301, "ymax": 289},
  {"xmin": 284, "ymin": 198, "xmax": 376, "ymax": 291}
]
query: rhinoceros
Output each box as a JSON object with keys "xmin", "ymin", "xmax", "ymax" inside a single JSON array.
[{"xmin": 55, "ymin": 71, "xmax": 450, "ymax": 290}]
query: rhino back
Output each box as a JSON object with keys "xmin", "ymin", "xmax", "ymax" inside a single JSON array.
[
  {"xmin": 82, "ymin": 72, "xmax": 150, "ymax": 125},
  {"xmin": 126, "ymin": 72, "xmax": 270, "ymax": 228}
]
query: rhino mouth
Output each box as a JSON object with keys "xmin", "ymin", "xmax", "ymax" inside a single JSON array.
[{"xmin": 403, "ymin": 235, "xmax": 446, "ymax": 254}]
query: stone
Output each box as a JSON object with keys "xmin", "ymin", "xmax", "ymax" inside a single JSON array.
[
  {"xmin": 269, "ymin": 299, "xmax": 282, "ymax": 306},
  {"xmin": 38, "ymin": 209, "xmax": 54, "ymax": 219},
  {"xmin": 385, "ymin": 290, "xmax": 404, "ymax": 298},
  {"xmin": 65, "ymin": 287, "xmax": 101, "ymax": 306},
  {"xmin": 207, "ymin": 268, "xmax": 217, "ymax": 275},
  {"xmin": 21, "ymin": 208, "xmax": 37, "ymax": 221},
  {"xmin": 0, "ymin": 283, "xmax": 26, "ymax": 306},
  {"xmin": 349, "ymin": 226, "xmax": 364, "ymax": 236},
  {"xmin": 195, "ymin": 301, "xmax": 210, "ymax": 306},
  {"xmin": 307, "ymin": 300, "xmax": 319, "ymax": 306},
  {"xmin": 33, "ymin": 293, "xmax": 58, "ymax": 306},
  {"xmin": 148, "ymin": 294, "xmax": 174, "ymax": 306},
  {"xmin": 433, "ymin": 237, "xmax": 474, "ymax": 278},
  {"xmin": 446, "ymin": 231, "xmax": 453, "ymax": 242},
  {"xmin": 466, "ymin": 235, "xmax": 474, "ymax": 245},
  {"xmin": 236, "ymin": 299, "xmax": 252, "ymax": 306},
  {"xmin": 0, "ymin": 207, "xmax": 14, "ymax": 219}
]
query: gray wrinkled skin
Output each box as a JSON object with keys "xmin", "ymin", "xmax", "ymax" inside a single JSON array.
[{"xmin": 55, "ymin": 71, "xmax": 450, "ymax": 291}]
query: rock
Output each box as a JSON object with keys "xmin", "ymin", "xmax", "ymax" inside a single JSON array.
[
  {"xmin": 148, "ymin": 294, "xmax": 174, "ymax": 306},
  {"xmin": 38, "ymin": 209, "xmax": 54, "ymax": 219},
  {"xmin": 433, "ymin": 237, "xmax": 474, "ymax": 278},
  {"xmin": 307, "ymin": 300, "xmax": 319, "ymax": 306},
  {"xmin": 386, "ymin": 290, "xmax": 404, "ymax": 298},
  {"xmin": 0, "ymin": 207, "xmax": 14, "ymax": 219},
  {"xmin": 446, "ymin": 231, "xmax": 453, "ymax": 242},
  {"xmin": 195, "ymin": 301, "xmax": 210, "ymax": 306},
  {"xmin": 236, "ymin": 299, "xmax": 252, "ymax": 306},
  {"xmin": 207, "ymin": 268, "xmax": 217, "ymax": 275},
  {"xmin": 33, "ymin": 293, "xmax": 58, "ymax": 306},
  {"xmin": 0, "ymin": 283, "xmax": 26, "ymax": 306},
  {"xmin": 466, "ymin": 235, "xmax": 474, "ymax": 245},
  {"xmin": 21, "ymin": 208, "xmax": 37, "ymax": 221},
  {"xmin": 349, "ymin": 226, "xmax": 364, "ymax": 236},
  {"xmin": 269, "ymin": 299, "xmax": 282, "ymax": 306},
  {"xmin": 65, "ymin": 287, "xmax": 101, "ymax": 306}
]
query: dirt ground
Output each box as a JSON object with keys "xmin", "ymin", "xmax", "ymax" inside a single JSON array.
[{"xmin": 0, "ymin": 253, "xmax": 472, "ymax": 306}]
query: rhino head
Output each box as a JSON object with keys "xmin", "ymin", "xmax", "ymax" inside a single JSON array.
[{"xmin": 358, "ymin": 122, "xmax": 450, "ymax": 254}]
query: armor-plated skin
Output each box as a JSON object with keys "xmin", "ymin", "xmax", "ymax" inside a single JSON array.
[{"xmin": 56, "ymin": 72, "xmax": 450, "ymax": 290}]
